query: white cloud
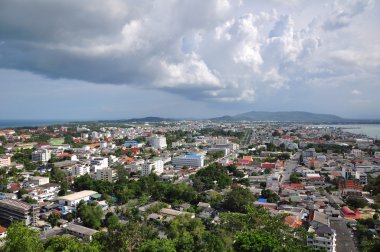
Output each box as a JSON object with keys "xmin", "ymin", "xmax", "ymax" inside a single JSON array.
[
  {"xmin": 323, "ymin": 0, "xmax": 375, "ymax": 31},
  {"xmin": 158, "ymin": 53, "xmax": 220, "ymax": 88},
  {"xmin": 0, "ymin": 0, "xmax": 378, "ymax": 110},
  {"xmin": 351, "ymin": 89, "xmax": 362, "ymax": 95}
]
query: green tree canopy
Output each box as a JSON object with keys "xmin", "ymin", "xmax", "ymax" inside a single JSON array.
[
  {"xmin": 222, "ymin": 187, "xmax": 256, "ymax": 213},
  {"xmin": 3, "ymin": 222, "xmax": 44, "ymax": 252},
  {"xmin": 77, "ymin": 201, "xmax": 103, "ymax": 229}
]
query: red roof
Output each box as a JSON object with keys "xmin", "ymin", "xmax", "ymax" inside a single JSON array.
[
  {"xmin": 261, "ymin": 162, "xmax": 275, "ymax": 169},
  {"xmin": 238, "ymin": 159, "xmax": 250, "ymax": 165},
  {"xmin": 341, "ymin": 206, "xmax": 355, "ymax": 215},
  {"xmin": 284, "ymin": 215, "xmax": 302, "ymax": 228},
  {"xmin": 0, "ymin": 226, "xmax": 6, "ymax": 234},
  {"xmin": 282, "ymin": 183, "xmax": 304, "ymax": 189},
  {"xmin": 341, "ymin": 206, "xmax": 360, "ymax": 219},
  {"xmin": 58, "ymin": 153, "xmax": 74, "ymax": 157},
  {"xmin": 8, "ymin": 183, "xmax": 20, "ymax": 192}
]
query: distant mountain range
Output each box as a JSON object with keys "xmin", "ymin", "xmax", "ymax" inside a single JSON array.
[
  {"xmin": 211, "ymin": 111, "xmax": 344, "ymax": 122},
  {"xmin": 98, "ymin": 117, "xmax": 175, "ymax": 123},
  {"xmin": 95, "ymin": 111, "xmax": 380, "ymax": 124}
]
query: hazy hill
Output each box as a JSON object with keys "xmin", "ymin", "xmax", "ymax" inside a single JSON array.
[{"xmin": 212, "ymin": 111, "xmax": 344, "ymax": 122}]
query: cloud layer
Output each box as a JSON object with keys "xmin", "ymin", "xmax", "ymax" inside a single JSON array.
[{"xmin": 0, "ymin": 0, "xmax": 379, "ymax": 118}]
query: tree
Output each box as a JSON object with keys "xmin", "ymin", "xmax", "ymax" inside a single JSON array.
[
  {"xmin": 48, "ymin": 212, "xmax": 60, "ymax": 227},
  {"xmin": 0, "ymin": 177, "xmax": 8, "ymax": 192},
  {"xmin": 3, "ymin": 222, "xmax": 44, "ymax": 252},
  {"xmin": 260, "ymin": 189, "xmax": 280, "ymax": 203},
  {"xmin": 105, "ymin": 212, "xmax": 119, "ymax": 228},
  {"xmin": 93, "ymin": 222, "xmax": 157, "ymax": 252},
  {"xmin": 137, "ymin": 239, "xmax": 176, "ymax": 252},
  {"xmin": 44, "ymin": 236, "xmax": 99, "ymax": 252},
  {"xmin": 23, "ymin": 196, "xmax": 37, "ymax": 204},
  {"xmin": 167, "ymin": 216, "xmax": 206, "ymax": 251},
  {"xmin": 346, "ymin": 197, "xmax": 367, "ymax": 209},
  {"xmin": 222, "ymin": 187, "xmax": 255, "ymax": 213},
  {"xmin": 221, "ymin": 207, "xmax": 317, "ymax": 252},
  {"xmin": 290, "ymin": 172, "xmax": 302, "ymax": 183},
  {"xmin": 77, "ymin": 202, "xmax": 103, "ymax": 229},
  {"xmin": 192, "ymin": 163, "xmax": 232, "ymax": 191},
  {"xmin": 234, "ymin": 230, "xmax": 283, "ymax": 252},
  {"xmin": 17, "ymin": 188, "xmax": 28, "ymax": 199}
]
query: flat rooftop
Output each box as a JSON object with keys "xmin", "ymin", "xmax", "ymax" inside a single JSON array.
[
  {"xmin": 0, "ymin": 199, "xmax": 33, "ymax": 211},
  {"xmin": 65, "ymin": 223, "xmax": 98, "ymax": 236},
  {"xmin": 179, "ymin": 154, "xmax": 201, "ymax": 159},
  {"xmin": 58, "ymin": 190, "xmax": 98, "ymax": 202}
]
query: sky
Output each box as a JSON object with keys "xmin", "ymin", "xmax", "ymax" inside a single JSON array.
[{"xmin": 0, "ymin": 0, "xmax": 379, "ymax": 120}]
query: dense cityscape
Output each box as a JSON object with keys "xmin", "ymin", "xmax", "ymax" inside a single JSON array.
[
  {"xmin": 0, "ymin": 121, "xmax": 379, "ymax": 251},
  {"xmin": 1, "ymin": 0, "xmax": 380, "ymax": 251}
]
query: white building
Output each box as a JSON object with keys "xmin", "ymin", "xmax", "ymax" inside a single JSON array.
[
  {"xmin": 307, "ymin": 226, "xmax": 336, "ymax": 252},
  {"xmin": 90, "ymin": 157, "xmax": 108, "ymax": 171},
  {"xmin": 32, "ymin": 149, "xmax": 51, "ymax": 163},
  {"xmin": 29, "ymin": 176, "xmax": 50, "ymax": 186},
  {"xmin": 58, "ymin": 190, "xmax": 98, "ymax": 207},
  {"xmin": 214, "ymin": 138, "xmax": 229, "ymax": 145},
  {"xmin": 96, "ymin": 168, "xmax": 113, "ymax": 182},
  {"xmin": 172, "ymin": 154, "xmax": 204, "ymax": 168},
  {"xmin": 0, "ymin": 155, "xmax": 11, "ymax": 167},
  {"xmin": 71, "ymin": 164, "xmax": 90, "ymax": 177},
  {"xmin": 142, "ymin": 159, "xmax": 164, "ymax": 176},
  {"xmin": 350, "ymin": 149, "xmax": 362, "ymax": 157},
  {"xmin": 148, "ymin": 135, "xmax": 167, "ymax": 149},
  {"xmin": 91, "ymin": 131, "xmax": 99, "ymax": 139}
]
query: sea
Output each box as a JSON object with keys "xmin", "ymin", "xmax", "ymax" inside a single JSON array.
[
  {"xmin": 0, "ymin": 120, "xmax": 70, "ymax": 129},
  {"xmin": 323, "ymin": 124, "xmax": 380, "ymax": 139}
]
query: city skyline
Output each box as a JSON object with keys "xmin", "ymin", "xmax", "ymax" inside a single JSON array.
[{"xmin": 1, "ymin": 0, "xmax": 379, "ymax": 120}]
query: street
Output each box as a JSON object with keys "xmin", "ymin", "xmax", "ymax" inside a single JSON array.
[{"xmin": 281, "ymin": 152, "xmax": 300, "ymax": 183}]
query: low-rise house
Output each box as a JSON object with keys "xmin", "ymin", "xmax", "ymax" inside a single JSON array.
[
  {"xmin": 58, "ymin": 190, "xmax": 98, "ymax": 207},
  {"xmin": 159, "ymin": 208, "xmax": 195, "ymax": 218},
  {"xmin": 340, "ymin": 206, "xmax": 361, "ymax": 219},
  {"xmin": 64, "ymin": 223, "xmax": 98, "ymax": 242},
  {"xmin": 309, "ymin": 211, "xmax": 329, "ymax": 228}
]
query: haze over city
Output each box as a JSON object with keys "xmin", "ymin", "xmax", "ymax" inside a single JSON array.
[{"xmin": 0, "ymin": 0, "xmax": 379, "ymax": 120}]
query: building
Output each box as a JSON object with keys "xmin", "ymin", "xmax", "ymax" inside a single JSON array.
[
  {"xmin": 214, "ymin": 138, "xmax": 229, "ymax": 145},
  {"xmin": 309, "ymin": 211, "xmax": 329, "ymax": 228},
  {"xmin": 340, "ymin": 206, "xmax": 361, "ymax": 219},
  {"xmin": 71, "ymin": 164, "xmax": 90, "ymax": 177},
  {"xmin": 338, "ymin": 179, "xmax": 362, "ymax": 196},
  {"xmin": 147, "ymin": 135, "xmax": 167, "ymax": 149},
  {"xmin": 124, "ymin": 140, "xmax": 143, "ymax": 148},
  {"xmin": 32, "ymin": 149, "xmax": 51, "ymax": 163},
  {"xmin": 90, "ymin": 157, "xmax": 108, "ymax": 171},
  {"xmin": 0, "ymin": 155, "xmax": 11, "ymax": 167},
  {"xmin": 142, "ymin": 159, "xmax": 164, "ymax": 176},
  {"xmin": 351, "ymin": 149, "xmax": 362, "ymax": 157},
  {"xmin": 307, "ymin": 225, "xmax": 337, "ymax": 252},
  {"xmin": 96, "ymin": 168, "xmax": 113, "ymax": 182},
  {"xmin": 0, "ymin": 199, "xmax": 39, "ymax": 226},
  {"xmin": 64, "ymin": 223, "xmax": 98, "ymax": 242},
  {"xmin": 302, "ymin": 148, "xmax": 316, "ymax": 158},
  {"xmin": 29, "ymin": 176, "xmax": 50, "ymax": 186},
  {"xmin": 159, "ymin": 208, "xmax": 195, "ymax": 218},
  {"xmin": 58, "ymin": 190, "xmax": 98, "ymax": 207},
  {"xmin": 172, "ymin": 154, "xmax": 204, "ymax": 168}
]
